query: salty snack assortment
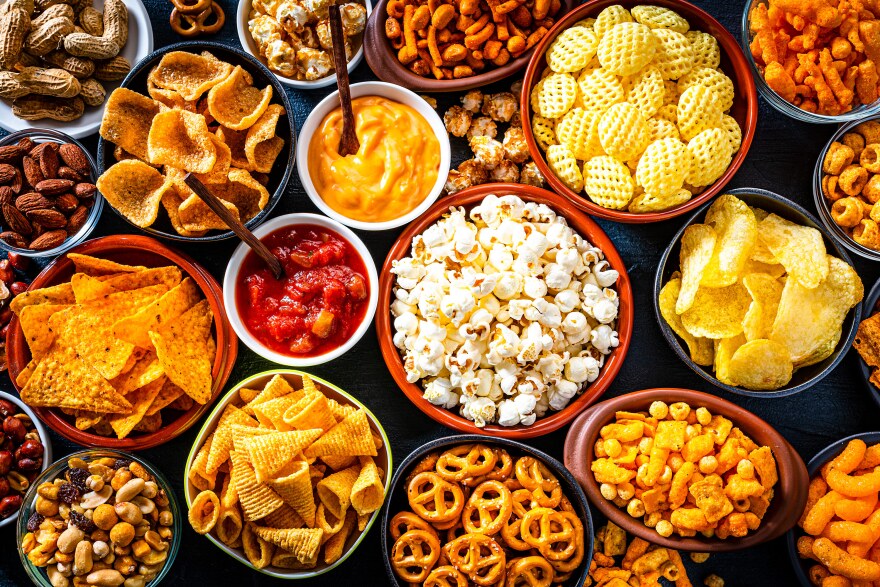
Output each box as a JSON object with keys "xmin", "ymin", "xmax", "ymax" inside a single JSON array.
[
  {"xmin": 14, "ymin": 253, "xmax": 216, "ymax": 439},
  {"xmin": 591, "ymin": 400, "xmax": 779, "ymax": 540},
  {"xmin": 795, "ymin": 438, "xmax": 880, "ymax": 584},
  {"xmin": 248, "ymin": 0, "xmax": 367, "ymax": 82},
  {"xmin": 0, "ymin": 397, "xmax": 44, "ymax": 520},
  {"xmin": 388, "ymin": 443, "xmax": 585, "ymax": 584},
  {"xmin": 97, "ymin": 50, "xmax": 285, "ymax": 237},
  {"xmin": 748, "ymin": 0, "xmax": 880, "ymax": 116},
  {"xmin": 0, "ymin": 0, "xmax": 131, "ymax": 121},
  {"xmin": 529, "ymin": 4, "xmax": 742, "ymax": 212},
  {"xmin": 659, "ymin": 193, "xmax": 863, "ymax": 391},
  {"xmin": 390, "ymin": 193, "xmax": 620, "ymax": 428},
  {"xmin": 187, "ymin": 374, "xmax": 386, "ymax": 571}
]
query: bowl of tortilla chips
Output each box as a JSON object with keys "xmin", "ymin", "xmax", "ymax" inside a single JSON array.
[
  {"xmin": 95, "ymin": 41, "xmax": 295, "ymax": 242},
  {"xmin": 6, "ymin": 234, "xmax": 237, "ymax": 450}
]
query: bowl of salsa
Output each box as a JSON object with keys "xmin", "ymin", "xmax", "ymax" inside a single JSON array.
[{"xmin": 223, "ymin": 213, "xmax": 378, "ymax": 366}]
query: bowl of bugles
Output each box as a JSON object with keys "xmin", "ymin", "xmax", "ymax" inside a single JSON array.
[
  {"xmin": 185, "ymin": 370, "xmax": 391, "ymax": 578},
  {"xmin": 521, "ymin": 0, "xmax": 757, "ymax": 222},
  {"xmin": 380, "ymin": 435, "xmax": 592, "ymax": 586},
  {"xmin": 6, "ymin": 235, "xmax": 237, "ymax": 450},
  {"xmin": 654, "ymin": 189, "xmax": 863, "ymax": 397},
  {"xmin": 96, "ymin": 41, "xmax": 294, "ymax": 242}
]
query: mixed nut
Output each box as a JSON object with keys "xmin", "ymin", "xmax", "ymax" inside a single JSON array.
[
  {"xmin": 21, "ymin": 454, "xmax": 174, "ymax": 587},
  {"xmin": 0, "ymin": 397, "xmax": 44, "ymax": 520},
  {"xmin": 0, "ymin": 136, "xmax": 95, "ymax": 251}
]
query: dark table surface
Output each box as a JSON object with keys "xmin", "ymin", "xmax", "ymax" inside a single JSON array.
[{"xmin": 0, "ymin": 0, "xmax": 877, "ymax": 585}]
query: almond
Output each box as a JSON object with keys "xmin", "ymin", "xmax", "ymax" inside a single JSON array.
[
  {"xmin": 0, "ymin": 231, "xmax": 27, "ymax": 248},
  {"xmin": 29, "ymin": 230, "xmax": 66, "ymax": 251},
  {"xmin": 35, "ymin": 179, "xmax": 74, "ymax": 196},
  {"xmin": 74, "ymin": 182, "xmax": 96, "ymax": 198},
  {"xmin": 38, "ymin": 143, "xmax": 59, "ymax": 179},
  {"xmin": 66, "ymin": 205, "xmax": 89, "ymax": 235},
  {"xmin": 22, "ymin": 156, "xmax": 44, "ymax": 187},
  {"xmin": 0, "ymin": 146, "xmax": 23, "ymax": 165},
  {"xmin": 57, "ymin": 166, "xmax": 83, "ymax": 181},
  {"xmin": 27, "ymin": 208, "xmax": 67, "ymax": 229},
  {"xmin": 10, "ymin": 168, "xmax": 22, "ymax": 194},
  {"xmin": 0, "ymin": 187, "xmax": 12, "ymax": 207},
  {"xmin": 3, "ymin": 204, "xmax": 31, "ymax": 236},
  {"xmin": 16, "ymin": 137, "xmax": 35, "ymax": 153},
  {"xmin": 0, "ymin": 164, "xmax": 15, "ymax": 184},
  {"xmin": 16, "ymin": 193, "xmax": 53, "ymax": 212},
  {"xmin": 58, "ymin": 143, "xmax": 90, "ymax": 176},
  {"xmin": 54, "ymin": 193, "xmax": 79, "ymax": 213}
]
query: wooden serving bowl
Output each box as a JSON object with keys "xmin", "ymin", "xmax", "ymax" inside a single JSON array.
[
  {"xmin": 6, "ymin": 234, "xmax": 237, "ymax": 450},
  {"xmin": 564, "ymin": 388, "xmax": 809, "ymax": 552},
  {"xmin": 376, "ymin": 182, "xmax": 633, "ymax": 438}
]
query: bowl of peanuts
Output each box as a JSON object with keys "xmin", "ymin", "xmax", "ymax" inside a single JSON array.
[
  {"xmin": 564, "ymin": 388, "xmax": 809, "ymax": 552},
  {"xmin": 815, "ymin": 116, "xmax": 880, "ymax": 261},
  {"xmin": 787, "ymin": 431, "xmax": 880, "ymax": 587},
  {"xmin": 362, "ymin": 0, "xmax": 573, "ymax": 91}
]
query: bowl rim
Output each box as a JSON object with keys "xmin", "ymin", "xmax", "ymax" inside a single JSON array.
[
  {"xmin": 855, "ymin": 277, "xmax": 880, "ymax": 410},
  {"xmin": 0, "ymin": 390, "xmax": 52, "ymax": 530},
  {"xmin": 183, "ymin": 368, "xmax": 393, "ymax": 579},
  {"xmin": 379, "ymin": 433, "xmax": 593, "ymax": 587},
  {"xmin": 652, "ymin": 186, "xmax": 864, "ymax": 398},
  {"xmin": 295, "ymin": 81, "xmax": 451, "ymax": 231},
  {"xmin": 235, "ymin": 0, "xmax": 372, "ymax": 89},
  {"xmin": 785, "ymin": 431, "xmax": 880, "ymax": 587},
  {"xmin": 95, "ymin": 40, "xmax": 296, "ymax": 243},
  {"xmin": 223, "ymin": 212, "xmax": 379, "ymax": 366},
  {"xmin": 5, "ymin": 233, "xmax": 238, "ymax": 450},
  {"xmin": 564, "ymin": 387, "xmax": 810, "ymax": 552},
  {"xmin": 519, "ymin": 0, "xmax": 759, "ymax": 224},
  {"xmin": 376, "ymin": 182, "xmax": 634, "ymax": 438}
]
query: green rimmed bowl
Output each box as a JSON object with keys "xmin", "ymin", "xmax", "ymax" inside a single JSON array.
[{"xmin": 183, "ymin": 369, "xmax": 392, "ymax": 579}]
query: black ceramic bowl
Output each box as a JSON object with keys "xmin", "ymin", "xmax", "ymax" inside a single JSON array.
[
  {"xmin": 96, "ymin": 41, "xmax": 295, "ymax": 242},
  {"xmin": 654, "ymin": 187, "xmax": 863, "ymax": 398},
  {"xmin": 785, "ymin": 431, "xmax": 880, "ymax": 587},
  {"xmin": 379, "ymin": 435, "xmax": 593, "ymax": 587},
  {"xmin": 856, "ymin": 278, "xmax": 880, "ymax": 409}
]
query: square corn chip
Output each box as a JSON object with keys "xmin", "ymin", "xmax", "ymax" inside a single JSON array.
[
  {"xmin": 71, "ymin": 266, "xmax": 182, "ymax": 303},
  {"xmin": 252, "ymin": 527, "xmax": 322, "ymax": 563},
  {"xmin": 283, "ymin": 394, "xmax": 336, "ymax": 432},
  {"xmin": 146, "ymin": 379, "xmax": 185, "ymax": 416},
  {"xmin": 113, "ymin": 277, "xmax": 201, "ymax": 349},
  {"xmin": 266, "ymin": 461, "xmax": 316, "ymax": 527},
  {"xmin": 19, "ymin": 303, "xmax": 68, "ymax": 359},
  {"xmin": 148, "ymin": 50, "xmax": 233, "ymax": 102},
  {"xmin": 351, "ymin": 457, "xmax": 384, "ymax": 516},
  {"xmin": 207, "ymin": 65, "xmax": 273, "ymax": 131},
  {"xmin": 67, "ymin": 254, "xmax": 147, "ymax": 277},
  {"xmin": 244, "ymin": 374, "xmax": 294, "ymax": 415},
  {"xmin": 149, "ymin": 299, "xmax": 214, "ymax": 404},
  {"xmin": 207, "ymin": 404, "xmax": 258, "ymax": 474},
  {"xmin": 147, "ymin": 109, "xmax": 218, "ymax": 174},
  {"xmin": 96, "ymin": 161, "xmax": 171, "ymax": 229},
  {"xmin": 244, "ymin": 104, "xmax": 285, "ymax": 173},
  {"xmin": 108, "ymin": 376, "xmax": 166, "ymax": 439},
  {"xmin": 11, "ymin": 282, "xmax": 74, "ymax": 314},
  {"xmin": 177, "ymin": 193, "xmax": 240, "ymax": 232},
  {"xmin": 304, "ymin": 409, "xmax": 377, "ymax": 458},
  {"xmin": 100, "ymin": 87, "xmax": 162, "ymax": 162},
  {"xmin": 244, "ymin": 429, "xmax": 323, "ymax": 482},
  {"xmin": 253, "ymin": 395, "xmax": 300, "ymax": 431},
  {"xmin": 230, "ymin": 449, "xmax": 284, "ymax": 522},
  {"xmin": 316, "ymin": 465, "xmax": 360, "ymax": 520}
]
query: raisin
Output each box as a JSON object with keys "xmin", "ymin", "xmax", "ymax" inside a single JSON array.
[
  {"xmin": 66, "ymin": 467, "xmax": 89, "ymax": 490},
  {"xmin": 57, "ymin": 482, "xmax": 81, "ymax": 505},
  {"xmin": 26, "ymin": 511, "xmax": 43, "ymax": 532},
  {"xmin": 113, "ymin": 458, "xmax": 132, "ymax": 470},
  {"xmin": 68, "ymin": 510, "xmax": 95, "ymax": 533}
]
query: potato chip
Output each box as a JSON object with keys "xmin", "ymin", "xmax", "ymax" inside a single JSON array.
[
  {"xmin": 66, "ymin": 254, "xmax": 147, "ymax": 277},
  {"xmin": 112, "ymin": 277, "xmax": 200, "ymax": 349},
  {"xmin": 252, "ymin": 527, "xmax": 322, "ymax": 564},
  {"xmin": 267, "ymin": 461, "xmax": 316, "ymax": 527},
  {"xmin": 547, "ymin": 26, "xmax": 598, "ymax": 73},
  {"xmin": 796, "ymin": 329, "xmax": 842, "ymax": 369},
  {"xmin": 201, "ymin": 169, "xmax": 269, "ymax": 222},
  {"xmin": 177, "ymin": 193, "xmax": 241, "ymax": 232},
  {"xmin": 150, "ymin": 298, "xmax": 214, "ymax": 404},
  {"xmin": 208, "ymin": 66, "xmax": 273, "ymax": 131},
  {"xmin": 700, "ymin": 195, "xmax": 758, "ymax": 288},
  {"xmin": 741, "ymin": 273, "xmax": 784, "ymax": 341},
  {"xmin": 597, "ymin": 22, "xmax": 658, "ymax": 76},
  {"xmin": 677, "ymin": 224, "xmax": 716, "ymax": 315},
  {"xmin": 244, "ymin": 104, "xmax": 285, "ymax": 173},
  {"xmin": 19, "ymin": 303, "xmax": 67, "ymax": 359},
  {"xmin": 230, "ymin": 449, "xmax": 285, "ymax": 522},
  {"xmin": 658, "ymin": 278, "xmax": 714, "ymax": 366},
  {"xmin": 714, "ymin": 334, "xmax": 746, "ymax": 385},
  {"xmin": 71, "ymin": 266, "xmax": 182, "ymax": 302},
  {"xmin": 728, "ymin": 339, "xmax": 794, "ymax": 390},
  {"xmin": 146, "ymin": 379, "xmax": 185, "ymax": 416},
  {"xmin": 305, "ymin": 409, "xmax": 377, "ymax": 458},
  {"xmin": 100, "ymin": 88, "xmax": 162, "ymax": 162},
  {"xmin": 583, "ymin": 155, "xmax": 634, "ymax": 209},
  {"xmin": 245, "ymin": 430, "xmax": 323, "ymax": 482},
  {"xmin": 97, "ymin": 161, "xmax": 170, "ymax": 228},
  {"xmin": 758, "ymin": 214, "xmax": 829, "ymax": 289},
  {"xmin": 108, "ymin": 376, "xmax": 166, "ymax": 439},
  {"xmin": 681, "ymin": 282, "xmax": 751, "ymax": 339},
  {"xmin": 160, "ymin": 186, "xmax": 207, "ymax": 238},
  {"xmin": 148, "ymin": 51, "xmax": 233, "ymax": 101},
  {"xmin": 351, "ymin": 457, "xmax": 384, "ymax": 516},
  {"xmin": 147, "ymin": 109, "xmax": 218, "ymax": 173}
]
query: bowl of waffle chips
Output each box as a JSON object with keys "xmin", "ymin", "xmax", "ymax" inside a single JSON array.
[
  {"xmin": 185, "ymin": 369, "xmax": 391, "ymax": 578},
  {"xmin": 96, "ymin": 41, "xmax": 295, "ymax": 242},
  {"xmin": 521, "ymin": 0, "xmax": 758, "ymax": 222},
  {"xmin": 6, "ymin": 234, "xmax": 237, "ymax": 450}
]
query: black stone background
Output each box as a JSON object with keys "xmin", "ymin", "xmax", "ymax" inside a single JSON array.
[{"xmin": 0, "ymin": 0, "xmax": 877, "ymax": 584}]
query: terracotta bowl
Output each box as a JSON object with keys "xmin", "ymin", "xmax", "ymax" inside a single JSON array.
[
  {"xmin": 520, "ymin": 0, "xmax": 758, "ymax": 224},
  {"xmin": 376, "ymin": 182, "xmax": 633, "ymax": 438},
  {"xmin": 379, "ymin": 434, "xmax": 593, "ymax": 586},
  {"xmin": 786, "ymin": 431, "xmax": 880, "ymax": 587},
  {"xmin": 362, "ymin": 0, "xmax": 574, "ymax": 92},
  {"xmin": 654, "ymin": 187, "xmax": 863, "ymax": 398},
  {"xmin": 563, "ymin": 388, "xmax": 809, "ymax": 552},
  {"xmin": 6, "ymin": 234, "xmax": 237, "ymax": 450},
  {"xmin": 855, "ymin": 278, "xmax": 880, "ymax": 409}
]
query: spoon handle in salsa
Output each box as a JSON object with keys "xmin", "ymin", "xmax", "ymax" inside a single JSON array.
[
  {"xmin": 329, "ymin": 4, "xmax": 360, "ymax": 157},
  {"xmin": 183, "ymin": 173, "xmax": 284, "ymax": 280}
]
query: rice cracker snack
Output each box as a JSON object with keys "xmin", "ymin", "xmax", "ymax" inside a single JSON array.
[
  {"xmin": 13, "ymin": 253, "xmax": 217, "ymax": 439},
  {"xmin": 97, "ymin": 51, "xmax": 284, "ymax": 237},
  {"xmin": 186, "ymin": 373, "xmax": 388, "ymax": 573},
  {"xmin": 529, "ymin": 4, "xmax": 743, "ymax": 213}
]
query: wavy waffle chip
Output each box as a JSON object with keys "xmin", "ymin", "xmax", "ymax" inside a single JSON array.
[
  {"xmin": 555, "ymin": 108, "xmax": 602, "ymax": 161},
  {"xmin": 686, "ymin": 30, "xmax": 721, "ymax": 69},
  {"xmin": 546, "ymin": 144, "xmax": 584, "ymax": 192},
  {"xmin": 231, "ymin": 448, "xmax": 285, "ymax": 522},
  {"xmin": 96, "ymin": 160, "xmax": 169, "ymax": 229},
  {"xmin": 597, "ymin": 22, "xmax": 658, "ymax": 76},
  {"xmin": 678, "ymin": 67, "xmax": 735, "ymax": 112},
  {"xmin": 576, "ymin": 66, "xmax": 625, "ymax": 114},
  {"xmin": 720, "ymin": 114, "xmax": 742, "ymax": 153},
  {"xmin": 305, "ymin": 409, "xmax": 378, "ymax": 458},
  {"xmin": 686, "ymin": 128, "xmax": 733, "ymax": 187},
  {"xmin": 147, "ymin": 109, "xmax": 217, "ymax": 173},
  {"xmin": 267, "ymin": 462, "xmax": 316, "ymax": 527},
  {"xmin": 244, "ymin": 104, "xmax": 285, "ymax": 173},
  {"xmin": 531, "ymin": 115, "xmax": 557, "ymax": 151},
  {"xmin": 677, "ymin": 84, "xmax": 723, "ymax": 141},
  {"xmin": 598, "ymin": 102, "xmax": 649, "ymax": 161},
  {"xmin": 583, "ymin": 155, "xmax": 634, "ymax": 209},
  {"xmin": 177, "ymin": 193, "xmax": 241, "ymax": 232},
  {"xmin": 652, "ymin": 28, "xmax": 694, "ymax": 80},
  {"xmin": 100, "ymin": 88, "xmax": 162, "ymax": 162},
  {"xmin": 632, "ymin": 5, "xmax": 689, "ymax": 34},
  {"xmin": 622, "ymin": 66, "xmax": 665, "ymax": 118},
  {"xmin": 647, "ymin": 117, "xmax": 680, "ymax": 141},
  {"xmin": 547, "ymin": 26, "xmax": 598, "ymax": 73},
  {"xmin": 593, "ymin": 4, "xmax": 633, "ymax": 39},
  {"xmin": 536, "ymin": 72, "xmax": 578, "ymax": 119},
  {"xmin": 245, "ymin": 430, "xmax": 323, "ymax": 482},
  {"xmin": 252, "ymin": 527, "xmax": 322, "ymax": 564},
  {"xmin": 316, "ymin": 465, "xmax": 360, "ymax": 519},
  {"xmin": 635, "ymin": 137, "xmax": 689, "ymax": 198},
  {"xmin": 208, "ymin": 65, "xmax": 273, "ymax": 131},
  {"xmin": 148, "ymin": 51, "xmax": 233, "ymax": 102}
]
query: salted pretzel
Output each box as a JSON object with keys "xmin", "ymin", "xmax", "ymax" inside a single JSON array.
[
  {"xmin": 500, "ymin": 489, "xmax": 537, "ymax": 552},
  {"xmin": 519, "ymin": 508, "xmax": 577, "ymax": 562},
  {"xmin": 514, "ymin": 457, "xmax": 562, "ymax": 508},
  {"xmin": 424, "ymin": 564, "xmax": 469, "ymax": 587},
  {"xmin": 390, "ymin": 511, "xmax": 438, "ymax": 541},
  {"xmin": 505, "ymin": 556, "xmax": 555, "ymax": 587},
  {"xmin": 408, "ymin": 471, "xmax": 465, "ymax": 523},
  {"xmin": 391, "ymin": 529, "xmax": 442, "ymax": 583},
  {"xmin": 463, "ymin": 448, "xmax": 514, "ymax": 487},
  {"xmin": 437, "ymin": 444, "xmax": 497, "ymax": 482},
  {"xmin": 406, "ymin": 451, "xmax": 441, "ymax": 486},
  {"xmin": 462, "ymin": 480, "xmax": 513, "ymax": 536},
  {"xmin": 545, "ymin": 511, "xmax": 584, "ymax": 575},
  {"xmin": 443, "ymin": 533, "xmax": 507, "ymax": 586},
  {"xmin": 170, "ymin": 2, "xmax": 225, "ymax": 37},
  {"xmin": 445, "ymin": 519, "xmax": 466, "ymax": 544},
  {"xmin": 170, "ymin": 0, "xmax": 211, "ymax": 14}
]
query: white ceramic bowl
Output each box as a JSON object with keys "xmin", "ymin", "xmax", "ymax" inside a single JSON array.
[
  {"xmin": 0, "ymin": 0, "xmax": 153, "ymax": 138},
  {"xmin": 296, "ymin": 81, "xmax": 451, "ymax": 231},
  {"xmin": 236, "ymin": 0, "xmax": 371, "ymax": 89},
  {"xmin": 0, "ymin": 391, "xmax": 52, "ymax": 530},
  {"xmin": 223, "ymin": 213, "xmax": 378, "ymax": 366},
  {"xmin": 184, "ymin": 369, "xmax": 392, "ymax": 579}
]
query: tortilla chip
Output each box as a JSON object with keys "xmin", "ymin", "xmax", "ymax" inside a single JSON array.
[
  {"xmin": 97, "ymin": 160, "xmax": 170, "ymax": 228},
  {"xmin": 67, "ymin": 254, "xmax": 147, "ymax": 276},
  {"xmin": 100, "ymin": 87, "xmax": 162, "ymax": 161},
  {"xmin": 230, "ymin": 449, "xmax": 284, "ymax": 522},
  {"xmin": 108, "ymin": 376, "xmax": 166, "ymax": 439},
  {"xmin": 15, "ymin": 359, "xmax": 37, "ymax": 387},
  {"xmin": 11, "ymin": 282, "xmax": 74, "ymax": 314},
  {"xmin": 113, "ymin": 277, "xmax": 200, "ymax": 349},
  {"xmin": 110, "ymin": 353, "xmax": 164, "ymax": 396},
  {"xmin": 266, "ymin": 461, "xmax": 316, "ymax": 527},
  {"xmin": 244, "ymin": 429, "xmax": 323, "ymax": 482},
  {"xmin": 304, "ymin": 410, "xmax": 377, "ymax": 458},
  {"xmin": 146, "ymin": 379, "xmax": 184, "ymax": 416},
  {"xmin": 316, "ymin": 465, "xmax": 360, "ymax": 520},
  {"xmin": 149, "ymin": 299, "xmax": 213, "ymax": 404},
  {"xmin": 71, "ymin": 266, "xmax": 182, "ymax": 302},
  {"xmin": 351, "ymin": 457, "xmax": 385, "ymax": 516},
  {"xmin": 19, "ymin": 303, "xmax": 68, "ymax": 358}
]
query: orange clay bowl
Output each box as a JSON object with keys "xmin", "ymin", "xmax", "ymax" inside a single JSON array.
[
  {"xmin": 6, "ymin": 234, "xmax": 238, "ymax": 451},
  {"xmin": 377, "ymin": 182, "xmax": 633, "ymax": 438},
  {"xmin": 563, "ymin": 388, "xmax": 809, "ymax": 552},
  {"xmin": 520, "ymin": 0, "xmax": 758, "ymax": 223}
]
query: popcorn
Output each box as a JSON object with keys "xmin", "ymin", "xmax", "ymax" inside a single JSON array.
[{"xmin": 391, "ymin": 194, "xmax": 620, "ymax": 427}]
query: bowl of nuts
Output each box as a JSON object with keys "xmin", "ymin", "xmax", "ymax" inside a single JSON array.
[
  {"xmin": 17, "ymin": 450, "xmax": 180, "ymax": 587},
  {"xmin": 0, "ymin": 390, "xmax": 51, "ymax": 530},
  {"xmin": 0, "ymin": 128, "xmax": 104, "ymax": 258}
]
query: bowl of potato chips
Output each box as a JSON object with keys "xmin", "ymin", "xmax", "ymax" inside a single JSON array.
[
  {"xmin": 184, "ymin": 369, "xmax": 391, "ymax": 578},
  {"xmin": 654, "ymin": 188, "xmax": 864, "ymax": 397},
  {"xmin": 96, "ymin": 42, "xmax": 295, "ymax": 242},
  {"xmin": 6, "ymin": 235, "xmax": 237, "ymax": 450}
]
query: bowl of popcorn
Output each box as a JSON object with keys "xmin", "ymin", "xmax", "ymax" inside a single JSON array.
[
  {"xmin": 743, "ymin": 0, "xmax": 880, "ymax": 123},
  {"xmin": 377, "ymin": 183, "xmax": 633, "ymax": 438},
  {"xmin": 521, "ymin": 1, "xmax": 758, "ymax": 223},
  {"xmin": 564, "ymin": 388, "xmax": 809, "ymax": 552},
  {"xmin": 237, "ymin": 0, "xmax": 371, "ymax": 89}
]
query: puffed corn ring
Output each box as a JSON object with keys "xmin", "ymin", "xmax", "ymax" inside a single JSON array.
[
  {"xmin": 823, "ymin": 175, "xmax": 847, "ymax": 202},
  {"xmin": 831, "ymin": 197, "xmax": 867, "ymax": 227},
  {"xmin": 839, "ymin": 165, "xmax": 869, "ymax": 196},
  {"xmin": 823, "ymin": 142, "xmax": 855, "ymax": 175},
  {"xmin": 861, "ymin": 144, "xmax": 880, "ymax": 173},
  {"xmin": 857, "ymin": 121, "xmax": 880, "ymax": 145},
  {"xmin": 853, "ymin": 219, "xmax": 880, "ymax": 249},
  {"xmin": 189, "ymin": 489, "xmax": 221, "ymax": 535},
  {"xmin": 863, "ymin": 175, "xmax": 880, "ymax": 204},
  {"xmin": 842, "ymin": 132, "xmax": 866, "ymax": 158}
]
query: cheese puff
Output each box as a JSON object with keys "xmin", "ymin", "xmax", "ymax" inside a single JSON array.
[
  {"xmin": 765, "ymin": 61, "xmax": 798, "ymax": 102},
  {"xmin": 822, "ymin": 521, "xmax": 876, "ymax": 544},
  {"xmin": 853, "ymin": 218, "xmax": 880, "ymax": 249},
  {"xmin": 856, "ymin": 60, "xmax": 880, "ymax": 106},
  {"xmin": 847, "ymin": 508, "xmax": 880, "ymax": 558},
  {"xmin": 800, "ymin": 53, "xmax": 841, "ymax": 114},
  {"xmin": 824, "ymin": 175, "xmax": 848, "ymax": 201},
  {"xmin": 772, "ymin": 0, "xmax": 842, "ymax": 28},
  {"xmin": 812, "ymin": 537, "xmax": 880, "ymax": 581},
  {"xmin": 725, "ymin": 474, "xmax": 765, "ymax": 501},
  {"xmin": 826, "ymin": 466, "xmax": 880, "ymax": 498},
  {"xmin": 810, "ymin": 565, "xmax": 831, "ymax": 585},
  {"xmin": 670, "ymin": 507, "xmax": 711, "ymax": 531},
  {"xmin": 839, "ymin": 164, "xmax": 870, "ymax": 195},
  {"xmin": 820, "ymin": 576, "xmax": 852, "ymax": 587},
  {"xmin": 823, "ymin": 141, "xmax": 856, "ymax": 175},
  {"xmin": 833, "ymin": 37, "xmax": 854, "ymax": 59},
  {"xmin": 859, "ymin": 444, "xmax": 880, "ymax": 469},
  {"xmin": 836, "ymin": 493, "xmax": 880, "ymax": 522},
  {"xmin": 802, "ymin": 490, "xmax": 845, "ymax": 535},
  {"xmin": 832, "ymin": 197, "xmax": 868, "ymax": 227},
  {"xmin": 860, "ymin": 20, "xmax": 880, "ymax": 66},
  {"xmin": 862, "ymin": 176, "xmax": 880, "ymax": 203},
  {"xmin": 798, "ymin": 535, "xmax": 816, "ymax": 560}
]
